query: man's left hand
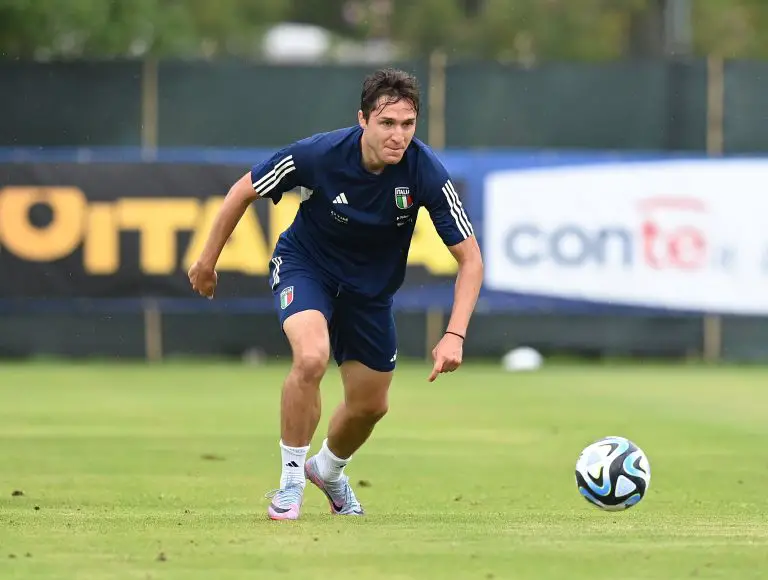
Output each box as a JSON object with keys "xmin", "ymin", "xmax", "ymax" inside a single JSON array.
[{"xmin": 428, "ymin": 333, "xmax": 464, "ymax": 382}]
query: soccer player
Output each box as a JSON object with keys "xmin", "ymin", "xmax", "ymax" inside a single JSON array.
[{"xmin": 188, "ymin": 68, "xmax": 483, "ymax": 520}]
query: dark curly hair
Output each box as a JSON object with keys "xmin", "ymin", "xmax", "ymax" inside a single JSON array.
[{"xmin": 360, "ymin": 68, "xmax": 420, "ymax": 121}]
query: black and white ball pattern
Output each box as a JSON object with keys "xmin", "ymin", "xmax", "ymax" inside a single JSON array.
[{"xmin": 575, "ymin": 436, "xmax": 651, "ymax": 511}]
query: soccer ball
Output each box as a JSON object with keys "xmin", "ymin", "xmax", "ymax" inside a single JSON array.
[{"xmin": 575, "ymin": 435, "xmax": 651, "ymax": 511}]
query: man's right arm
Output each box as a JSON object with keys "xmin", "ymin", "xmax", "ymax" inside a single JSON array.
[
  {"xmin": 195, "ymin": 171, "xmax": 256, "ymax": 270},
  {"xmin": 189, "ymin": 143, "xmax": 313, "ymax": 296}
]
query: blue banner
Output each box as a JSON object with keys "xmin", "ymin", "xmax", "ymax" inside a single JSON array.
[{"xmin": 4, "ymin": 147, "xmax": 747, "ymax": 316}]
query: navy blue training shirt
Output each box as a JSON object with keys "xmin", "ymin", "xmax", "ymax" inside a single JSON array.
[{"xmin": 250, "ymin": 126, "xmax": 474, "ymax": 299}]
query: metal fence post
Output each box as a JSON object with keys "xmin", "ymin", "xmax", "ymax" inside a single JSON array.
[
  {"xmin": 143, "ymin": 299, "xmax": 164, "ymax": 362},
  {"xmin": 141, "ymin": 57, "xmax": 159, "ymax": 161},
  {"xmin": 703, "ymin": 54, "xmax": 725, "ymax": 362}
]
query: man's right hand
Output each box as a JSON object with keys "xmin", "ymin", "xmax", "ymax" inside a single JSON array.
[{"xmin": 188, "ymin": 261, "xmax": 218, "ymax": 299}]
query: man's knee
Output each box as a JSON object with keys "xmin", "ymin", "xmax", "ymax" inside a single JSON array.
[
  {"xmin": 292, "ymin": 348, "xmax": 329, "ymax": 383},
  {"xmin": 340, "ymin": 361, "xmax": 392, "ymax": 422},
  {"xmin": 349, "ymin": 397, "xmax": 389, "ymax": 422},
  {"xmin": 284, "ymin": 309, "xmax": 330, "ymax": 384}
]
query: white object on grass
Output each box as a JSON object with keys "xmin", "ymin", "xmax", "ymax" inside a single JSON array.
[{"xmin": 501, "ymin": 347, "xmax": 543, "ymax": 372}]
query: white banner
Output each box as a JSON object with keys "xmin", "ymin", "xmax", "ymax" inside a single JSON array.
[{"xmin": 483, "ymin": 159, "xmax": 768, "ymax": 314}]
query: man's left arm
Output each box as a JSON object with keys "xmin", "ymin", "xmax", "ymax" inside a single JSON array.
[
  {"xmin": 427, "ymin": 236, "xmax": 483, "ymax": 382},
  {"xmin": 444, "ymin": 236, "xmax": 484, "ymax": 340},
  {"xmin": 420, "ymin": 173, "xmax": 484, "ymax": 382}
]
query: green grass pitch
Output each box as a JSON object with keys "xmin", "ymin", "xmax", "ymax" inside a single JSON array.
[{"xmin": 1, "ymin": 360, "xmax": 768, "ymax": 579}]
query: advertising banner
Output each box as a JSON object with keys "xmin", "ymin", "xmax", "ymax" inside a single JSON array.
[
  {"xmin": 0, "ymin": 163, "xmax": 459, "ymax": 298},
  {"xmin": 484, "ymin": 159, "xmax": 768, "ymax": 314}
]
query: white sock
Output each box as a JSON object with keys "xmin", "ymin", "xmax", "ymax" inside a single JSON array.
[
  {"xmin": 279, "ymin": 440, "xmax": 309, "ymax": 489},
  {"xmin": 315, "ymin": 438, "xmax": 349, "ymax": 482}
]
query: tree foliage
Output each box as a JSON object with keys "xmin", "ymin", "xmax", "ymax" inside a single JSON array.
[
  {"xmin": 1, "ymin": 0, "xmax": 768, "ymax": 61},
  {"xmin": 692, "ymin": 0, "xmax": 768, "ymax": 58},
  {"xmin": 0, "ymin": 0, "xmax": 287, "ymax": 58}
]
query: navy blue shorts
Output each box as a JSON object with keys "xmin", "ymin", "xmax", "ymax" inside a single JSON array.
[{"xmin": 268, "ymin": 253, "xmax": 397, "ymax": 373}]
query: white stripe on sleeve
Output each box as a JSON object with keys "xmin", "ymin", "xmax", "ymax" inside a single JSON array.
[
  {"xmin": 442, "ymin": 180, "xmax": 473, "ymax": 239},
  {"xmin": 253, "ymin": 155, "xmax": 295, "ymax": 196}
]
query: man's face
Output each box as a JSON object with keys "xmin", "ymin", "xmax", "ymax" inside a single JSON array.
[{"xmin": 359, "ymin": 96, "xmax": 417, "ymax": 167}]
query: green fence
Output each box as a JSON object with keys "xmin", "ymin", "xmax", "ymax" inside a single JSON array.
[{"xmin": 0, "ymin": 57, "xmax": 753, "ymax": 152}]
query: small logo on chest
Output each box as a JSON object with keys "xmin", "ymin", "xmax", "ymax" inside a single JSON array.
[
  {"xmin": 394, "ymin": 187, "xmax": 413, "ymax": 210},
  {"xmin": 330, "ymin": 210, "xmax": 348, "ymax": 225}
]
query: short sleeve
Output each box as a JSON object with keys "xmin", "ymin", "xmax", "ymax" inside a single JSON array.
[
  {"xmin": 420, "ymin": 156, "xmax": 474, "ymax": 247},
  {"xmin": 251, "ymin": 140, "xmax": 314, "ymax": 205}
]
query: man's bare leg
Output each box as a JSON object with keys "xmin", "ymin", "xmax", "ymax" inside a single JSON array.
[
  {"xmin": 326, "ymin": 361, "xmax": 391, "ymax": 459},
  {"xmin": 268, "ymin": 309, "xmax": 329, "ymax": 521},
  {"xmin": 304, "ymin": 361, "xmax": 391, "ymax": 516}
]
